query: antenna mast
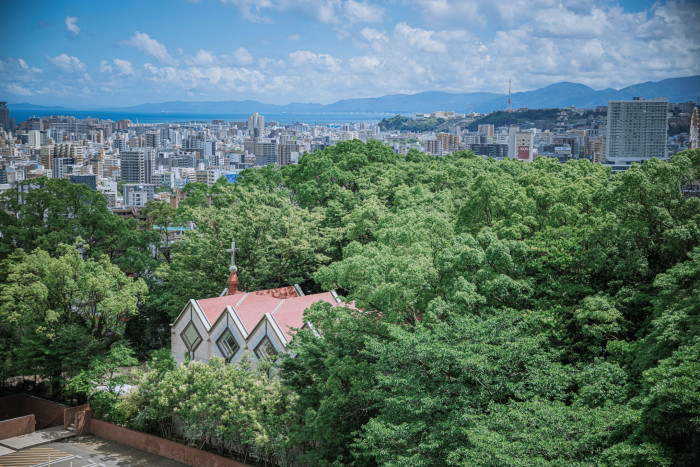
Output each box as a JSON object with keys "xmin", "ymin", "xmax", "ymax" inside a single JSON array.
[{"xmin": 507, "ymin": 77, "xmax": 512, "ymax": 113}]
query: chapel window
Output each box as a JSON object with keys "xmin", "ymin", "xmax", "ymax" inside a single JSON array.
[
  {"xmin": 182, "ymin": 321, "xmax": 202, "ymax": 352},
  {"xmin": 217, "ymin": 328, "xmax": 240, "ymax": 363},
  {"xmin": 254, "ymin": 336, "xmax": 277, "ymax": 360}
]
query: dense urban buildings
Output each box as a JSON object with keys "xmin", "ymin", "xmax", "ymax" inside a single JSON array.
[{"xmin": 0, "ymin": 99, "xmax": 696, "ymax": 210}]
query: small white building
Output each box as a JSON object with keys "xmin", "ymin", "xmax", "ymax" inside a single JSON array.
[{"xmin": 171, "ymin": 241, "xmax": 344, "ymax": 366}]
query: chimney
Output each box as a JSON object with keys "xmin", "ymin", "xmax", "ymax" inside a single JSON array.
[{"xmin": 227, "ymin": 271, "xmax": 239, "ymax": 295}]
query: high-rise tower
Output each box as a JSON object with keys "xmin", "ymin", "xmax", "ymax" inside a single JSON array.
[
  {"xmin": 606, "ymin": 97, "xmax": 668, "ymax": 168},
  {"xmin": 690, "ymin": 107, "xmax": 699, "ymax": 150},
  {"xmin": 0, "ymin": 102, "xmax": 14, "ymax": 130},
  {"xmin": 247, "ymin": 112, "xmax": 265, "ymax": 138},
  {"xmin": 507, "ymin": 77, "xmax": 513, "ymax": 113}
]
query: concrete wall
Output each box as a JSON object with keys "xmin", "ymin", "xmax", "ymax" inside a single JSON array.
[
  {"xmin": 22, "ymin": 395, "xmax": 68, "ymax": 429},
  {"xmin": 0, "ymin": 395, "xmax": 251, "ymax": 467},
  {"xmin": 0, "ymin": 415, "xmax": 35, "ymax": 440},
  {"xmin": 0, "ymin": 395, "xmax": 83, "ymax": 430},
  {"xmin": 89, "ymin": 418, "xmax": 250, "ymax": 467},
  {"xmin": 63, "ymin": 404, "xmax": 90, "ymax": 429},
  {"xmin": 0, "ymin": 395, "xmax": 26, "ymax": 421}
]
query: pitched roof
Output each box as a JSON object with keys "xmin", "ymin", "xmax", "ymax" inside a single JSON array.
[
  {"xmin": 271, "ymin": 292, "xmax": 337, "ymax": 341},
  {"xmin": 196, "ymin": 286, "xmax": 298, "ymax": 327},
  {"xmin": 194, "ymin": 286, "xmax": 340, "ymax": 343}
]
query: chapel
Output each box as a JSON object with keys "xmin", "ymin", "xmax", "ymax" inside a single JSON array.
[{"xmin": 170, "ymin": 239, "xmax": 343, "ymax": 366}]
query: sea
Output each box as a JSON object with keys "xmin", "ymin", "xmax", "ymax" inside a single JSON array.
[{"xmin": 10, "ymin": 110, "xmax": 395, "ymax": 126}]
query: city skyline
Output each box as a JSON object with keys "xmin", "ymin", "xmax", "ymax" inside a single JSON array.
[{"xmin": 1, "ymin": 0, "xmax": 699, "ymax": 107}]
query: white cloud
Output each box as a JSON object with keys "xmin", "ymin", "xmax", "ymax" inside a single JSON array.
[
  {"xmin": 232, "ymin": 47, "xmax": 254, "ymax": 65},
  {"xmin": 394, "ymin": 22, "xmax": 446, "ymax": 53},
  {"xmin": 289, "ymin": 50, "xmax": 341, "ymax": 72},
  {"xmin": 220, "ymin": 0, "xmax": 384, "ymax": 24},
  {"xmin": 6, "ymin": 83, "xmax": 33, "ymax": 96},
  {"xmin": 258, "ymin": 57, "xmax": 285, "ymax": 68},
  {"xmin": 65, "ymin": 16, "xmax": 80, "ymax": 36},
  {"xmin": 47, "ymin": 54, "xmax": 87, "ymax": 73},
  {"xmin": 8, "ymin": 1, "xmax": 699, "ymax": 105},
  {"xmin": 188, "ymin": 49, "xmax": 216, "ymax": 66},
  {"xmin": 121, "ymin": 32, "xmax": 175, "ymax": 64},
  {"xmin": 99, "ymin": 60, "xmax": 113, "ymax": 73},
  {"xmin": 113, "ymin": 58, "xmax": 134, "ymax": 75},
  {"xmin": 141, "ymin": 62, "xmax": 292, "ymax": 95},
  {"xmin": 360, "ymin": 27, "xmax": 387, "ymax": 42},
  {"xmin": 219, "ymin": 0, "xmax": 275, "ymax": 22},
  {"xmin": 344, "ymin": 1, "xmax": 383, "ymax": 23},
  {"xmin": 349, "ymin": 55, "xmax": 381, "ymax": 72}
]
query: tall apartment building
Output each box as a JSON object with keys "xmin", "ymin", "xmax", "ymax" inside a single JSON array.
[
  {"xmin": 145, "ymin": 131, "xmax": 161, "ymax": 149},
  {"xmin": 254, "ymin": 140, "xmax": 278, "ymax": 166},
  {"xmin": 123, "ymin": 184, "xmax": 155, "ymax": 208},
  {"xmin": 478, "ymin": 124, "xmax": 495, "ymax": 137},
  {"xmin": 470, "ymin": 143, "xmax": 509, "ymax": 159},
  {"xmin": 424, "ymin": 139, "xmax": 444, "ymax": 156},
  {"xmin": 120, "ymin": 149, "xmax": 155, "ymax": 183},
  {"xmin": 509, "ymin": 129, "xmax": 534, "ymax": 161},
  {"xmin": 689, "ymin": 107, "xmax": 699, "ymax": 150},
  {"xmin": 40, "ymin": 145, "xmax": 55, "ymax": 169},
  {"xmin": 278, "ymin": 142, "xmax": 302, "ymax": 165},
  {"xmin": 113, "ymin": 135, "xmax": 128, "ymax": 153},
  {"xmin": 28, "ymin": 130, "xmax": 43, "ymax": 149},
  {"xmin": 248, "ymin": 113, "xmax": 265, "ymax": 138},
  {"xmin": 0, "ymin": 102, "xmax": 14, "ymax": 131},
  {"xmin": 437, "ymin": 133, "xmax": 460, "ymax": 153},
  {"xmin": 606, "ymin": 97, "xmax": 668, "ymax": 166},
  {"xmin": 52, "ymin": 157, "xmax": 75, "ymax": 179}
]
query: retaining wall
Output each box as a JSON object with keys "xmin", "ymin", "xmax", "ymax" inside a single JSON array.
[
  {"xmin": 89, "ymin": 418, "xmax": 250, "ymax": 467},
  {"xmin": 0, "ymin": 415, "xmax": 35, "ymax": 440}
]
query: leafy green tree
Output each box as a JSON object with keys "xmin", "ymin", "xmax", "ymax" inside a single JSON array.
[
  {"xmin": 157, "ymin": 186, "xmax": 331, "ymax": 318},
  {"xmin": 0, "ymin": 243, "xmax": 147, "ymax": 394},
  {"xmin": 0, "ymin": 178, "xmax": 156, "ymax": 273},
  {"xmin": 68, "ymin": 345, "xmax": 138, "ymax": 421},
  {"xmin": 122, "ymin": 356, "xmax": 294, "ymax": 464}
]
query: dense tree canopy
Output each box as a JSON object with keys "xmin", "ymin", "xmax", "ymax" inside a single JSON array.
[{"xmin": 2, "ymin": 141, "xmax": 699, "ymax": 465}]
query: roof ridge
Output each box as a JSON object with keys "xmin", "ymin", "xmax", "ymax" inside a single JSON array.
[
  {"xmin": 235, "ymin": 292, "xmax": 249, "ymax": 307},
  {"xmin": 271, "ymin": 299, "xmax": 286, "ymax": 315}
]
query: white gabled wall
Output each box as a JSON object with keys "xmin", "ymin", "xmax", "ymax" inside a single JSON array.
[
  {"xmin": 246, "ymin": 314, "xmax": 286, "ymax": 365},
  {"xmin": 209, "ymin": 307, "xmax": 247, "ymax": 362},
  {"xmin": 171, "ymin": 300, "xmax": 212, "ymax": 365}
]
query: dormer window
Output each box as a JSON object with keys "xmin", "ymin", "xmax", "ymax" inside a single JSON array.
[
  {"xmin": 216, "ymin": 328, "xmax": 240, "ymax": 363},
  {"xmin": 182, "ymin": 322, "xmax": 202, "ymax": 353},
  {"xmin": 254, "ymin": 336, "xmax": 277, "ymax": 360}
]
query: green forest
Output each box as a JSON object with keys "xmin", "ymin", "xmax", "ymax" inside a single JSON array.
[
  {"xmin": 466, "ymin": 109, "xmax": 563, "ymax": 131},
  {"xmin": 378, "ymin": 115, "xmax": 447, "ymax": 132},
  {"xmin": 1, "ymin": 141, "xmax": 699, "ymax": 465}
]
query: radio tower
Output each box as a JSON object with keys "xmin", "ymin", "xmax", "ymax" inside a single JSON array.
[{"xmin": 507, "ymin": 77, "xmax": 513, "ymax": 113}]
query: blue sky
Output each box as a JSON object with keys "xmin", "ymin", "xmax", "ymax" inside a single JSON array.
[{"xmin": 1, "ymin": 0, "xmax": 698, "ymax": 106}]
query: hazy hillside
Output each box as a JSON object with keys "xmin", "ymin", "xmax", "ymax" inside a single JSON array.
[{"xmin": 9, "ymin": 75, "xmax": 699, "ymax": 116}]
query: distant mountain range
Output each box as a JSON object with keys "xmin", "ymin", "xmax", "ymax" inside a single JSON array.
[{"xmin": 9, "ymin": 75, "xmax": 699, "ymax": 116}]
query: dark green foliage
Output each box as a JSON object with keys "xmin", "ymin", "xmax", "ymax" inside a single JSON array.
[
  {"xmin": 378, "ymin": 114, "xmax": 446, "ymax": 132},
  {"xmin": 466, "ymin": 108, "xmax": 562, "ymax": 131},
  {"xmin": 2, "ymin": 142, "xmax": 699, "ymax": 465}
]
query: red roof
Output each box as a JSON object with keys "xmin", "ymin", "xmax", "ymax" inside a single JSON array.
[
  {"xmin": 196, "ymin": 290, "xmax": 247, "ymax": 326},
  {"xmin": 196, "ymin": 286, "xmax": 298, "ymax": 328},
  {"xmin": 195, "ymin": 286, "xmax": 340, "ymax": 342},
  {"xmin": 271, "ymin": 292, "xmax": 337, "ymax": 341}
]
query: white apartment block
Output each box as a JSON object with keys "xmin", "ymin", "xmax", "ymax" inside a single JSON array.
[{"xmin": 606, "ymin": 97, "xmax": 668, "ymax": 166}]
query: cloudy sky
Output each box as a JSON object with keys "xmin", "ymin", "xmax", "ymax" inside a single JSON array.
[{"xmin": 1, "ymin": 0, "xmax": 698, "ymax": 107}]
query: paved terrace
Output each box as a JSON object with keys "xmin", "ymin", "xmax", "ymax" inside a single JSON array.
[{"xmin": 0, "ymin": 436, "xmax": 186, "ymax": 467}]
